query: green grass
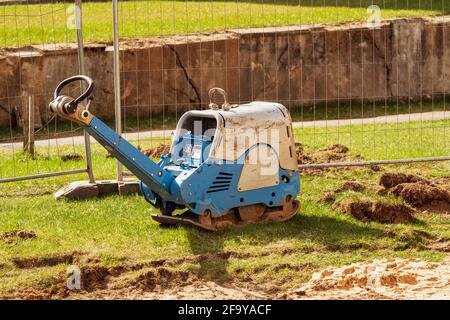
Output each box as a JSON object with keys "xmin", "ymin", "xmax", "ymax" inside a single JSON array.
[
  {"xmin": 0, "ymin": 118, "xmax": 449, "ymax": 296},
  {"xmin": 0, "ymin": 118, "xmax": 449, "ymax": 180},
  {"xmin": 1, "ymin": 99, "xmax": 447, "ymax": 141},
  {"xmin": 0, "ymin": 0, "xmax": 448, "ymax": 47},
  {"xmin": 1, "ymin": 0, "xmax": 448, "ymax": 296},
  {"xmin": 0, "ymin": 118, "xmax": 448, "ymax": 180}
]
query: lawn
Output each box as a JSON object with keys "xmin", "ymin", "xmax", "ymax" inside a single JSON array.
[
  {"xmin": 0, "ymin": 0, "xmax": 448, "ymax": 47},
  {"xmin": 0, "ymin": 118, "xmax": 449, "ymax": 297},
  {"xmin": 1, "ymin": 117, "xmax": 449, "ymax": 180},
  {"xmin": 1, "ymin": 98, "xmax": 448, "ymax": 141},
  {"xmin": 0, "ymin": 0, "xmax": 449, "ymax": 299}
]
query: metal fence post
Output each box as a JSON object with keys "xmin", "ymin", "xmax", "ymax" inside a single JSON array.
[
  {"xmin": 112, "ymin": 0, "xmax": 123, "ymax": 182},
  {"xmin": 22, "ymin": 95, "xmax": 35, "ymax": 157},
  {"xmin": 75, "ymin": 0, "xmax": 95, "ymax": 183}
]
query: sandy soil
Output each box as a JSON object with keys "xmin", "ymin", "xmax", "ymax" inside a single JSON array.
[
  {"xmin": 66, "ymin": 281, "xmax": 266, "ymax": 300},
  {"xmin": 3, "ymin": 256, "xmax": 449, "ymax": 300},
  {"xmin": 284, "ymin": 257, "xmax": 450, "ymax": 300}
]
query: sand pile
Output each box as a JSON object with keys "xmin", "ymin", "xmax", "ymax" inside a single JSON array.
[{"xmin": 285, "ymin": 258, "xmax": 450, "ymax": 300}]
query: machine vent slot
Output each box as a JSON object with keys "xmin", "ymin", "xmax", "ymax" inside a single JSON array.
[
  {"xmin": 216, "ymin": 176, "xmax": 232, "ymax": 180},
  {"xmin": 206, "ymin": 188, "xmax": 229, "ymax": 194},
  {"xmin": 207, "ymin": 172, "xmax": 233, "ymax": 193}
]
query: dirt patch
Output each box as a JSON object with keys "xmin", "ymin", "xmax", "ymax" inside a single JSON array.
[
  {"xmin": 60, "ymin": 153, "xmax": 83, "ymax": 162},
  {"xmin": 114, "ymin": 142, "xmax": 362, "ymax": 168},
  {"xmin": 5, "ymin": 252, "xmax": 450, "ymax": 300},
  {"xmin": 378, "ymin": 173, "xmax": 450, "ymax": 214},
  {"xmin": 77, "ymin": 265, "xmax": 111, "ymax": 291},
  {"xmin": 74, "ymin": 263, "xmax": 265, "ymax": 299},
  {"xmin": 321, "ymin": 181, "xmax": 367, "ymax": 203},
  {"xmin": 319, "ymin": 144, "xmax": 349, "ymax": 154},
  {"xmin": 294, "ymin": 143, "xmax": 313, "ymax": 164},
  {"xmin": 390, "ymin": 183, "xmax": 450, "ymax": 209},
  {"xmin": 296, "ymin": 143, "xmax": 363, "ymax": 165},
  {"xmin": 12, "ymin": 252, "xmax": 81, "ymax": 269},
  {"xmin": 133, "ymin": 142, "xmax": 362, "ymax": 165},
  {"xmin": 338, "ymin": 181, "xmax": 366, "ymax": 193},
  {"xmin": 379, "ymin": 173, "xmax": 430, "ymax": 189},
  {"xmin": 336, "ymin": 198, "xmax": 414, "ymax": 224},
  {"xmin": 0, "ymin": 190, "xmax": 52, "ymax": 198},
  {"xmin": 1, "ymin": 250, "xmax": 274, "ymax": 299},
  {"xmin": 128, "ymin": 268, "xmax": 193, "ymax": 291},
  {"xmin": 138, "ymin": 144, "xmax": 171, "ymax": 158},
  {"xmin": 1, "ymin": 261, "xmax": 265, "ymax": 300},
  {"xmin": 1, "ymin": 230, "xmax": 36, "ymax": 243},
  {"xmin": 429, "ymin": 240, "xmax": 450, "ymax": 253},
  {"xmin": 284, "ymin": 258, "xmax": 450, "ymax": 300}
]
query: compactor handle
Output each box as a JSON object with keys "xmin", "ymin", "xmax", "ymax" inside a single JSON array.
[{"xmin": 50, "ymin": 75, "xmax": 94, "ymax": 114}]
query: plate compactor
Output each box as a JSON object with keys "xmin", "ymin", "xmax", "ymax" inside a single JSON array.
[{"xmin": 49, "ymin": 75, "xmax": 300, "ymax": 230}]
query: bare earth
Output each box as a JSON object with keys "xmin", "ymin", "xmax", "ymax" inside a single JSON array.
[
  {"xmin": 284, "ymin": 257, "xmax": 450, "ymax": 300},
  {"xmin": 5, "ymin": 255, "xmax": 449, "ymax": 300},
  {"xmin": 64, "ymin": 256, "xmax": 450, "ymax": 300}
]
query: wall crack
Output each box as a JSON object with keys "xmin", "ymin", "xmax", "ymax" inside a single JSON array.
[{"xmin": 166, "ymin": 45, "xmax": 202, "ymax": 104}]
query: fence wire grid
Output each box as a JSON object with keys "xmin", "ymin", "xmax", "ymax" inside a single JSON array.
[{"xmin": 0, "ymin": 0, "xmax": 449, "ymax": 185}]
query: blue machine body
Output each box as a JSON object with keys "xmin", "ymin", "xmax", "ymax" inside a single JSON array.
[
  {"xmin": 48, "ymin": 75, "xmax": 300, "ymax": 229},
  {"xmin": 84, "ymin": 115, "xmax": 300, "ymax": 218},
  {"xmin": 81, "ymin": 102, "xmax": 301, "ymax": 219}
]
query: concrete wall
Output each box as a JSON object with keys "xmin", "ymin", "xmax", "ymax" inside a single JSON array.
[{"xmin": 0, "ymin": 16, "xmax": 448, "ymax": 128}]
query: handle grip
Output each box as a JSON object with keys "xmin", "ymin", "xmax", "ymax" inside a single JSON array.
[
  {"xmin": 54, "ymin": 75, "xmax": 94, "ymax": 106},
  {"xmin": 208, "ymin": 87, "xmax": 231, "ymax": 111}
]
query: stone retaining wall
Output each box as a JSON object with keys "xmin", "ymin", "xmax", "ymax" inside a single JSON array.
[{"xmin": 0, "ymin": 16, "xmax": 448, "ymax": 128}]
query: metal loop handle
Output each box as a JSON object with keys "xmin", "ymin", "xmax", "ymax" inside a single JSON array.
[
  {"xmin": 54, "ymin": 75, "xmax": 94, "ymax": 106},
  {"xmin": 208, "ymin": 87, "xmax": 230, "ymax": 111}
]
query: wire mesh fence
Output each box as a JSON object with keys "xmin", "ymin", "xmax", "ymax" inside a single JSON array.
[
  {"xmin": 0, "ymin": 0, "xmax": 95, "ymax": 183},
  {"xmin": 0, "ymin": 0, "xmax": 448, "ymax": 186},
  {"xmin": 115, "ymin": 0, "xmax": 449, "ymax": 175}
]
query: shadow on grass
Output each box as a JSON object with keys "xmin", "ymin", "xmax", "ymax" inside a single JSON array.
[{"xmin": 184, "ymin": 212, "xmax": 383, "ymax": 282}]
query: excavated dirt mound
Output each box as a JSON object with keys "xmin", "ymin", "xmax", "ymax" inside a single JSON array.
[
  {"xmin": 140, "ymin": 144, "xmax": 171, "ymax": 158},
  {"xmin": 132, "ymin": 142, "xmax": 362, "ymax": 167},
  {"xmin": 60, "ymin": 153, "xmax": 83, "ymax": 162},
  {"xmin": 0, "ymin": 230, "xmax": 36, "ymax": 243},
  {"xmin": 336, "ymin": 199, "xmax": 414, "ymax": 224},
  {"xmin": 319, "ymin": 144, "xmax": 349, "ymax": 154},
  {"xmin": 321, "ymin": 181, "xmax": 367, "ymax": 204},
  {"xmin": 390, "ymin": 183, "xmax": 450, "ymax": 208},
  {"xmin": 295, "ymin": 143, "xmax": 313, "ymax": 164},
  {"xmin": 379, "ymin": 173, "xmax": 450, "ymax": 214},
  {"xmin": 1, "ymin": 262, "xmax": 265, "ymax": 300},
  {"xmin": 106, "ymin": 144, "xmax": 171, "ymax": 159},
  {"xmin": 284, "ymin": 258, "xmax": 450, "ymax": 300},
  {"xmin": 4, "ymin": 255, "xmax": 450, "ymax": 300},
  {"xmin": 379, "ymin": 173, "xmax": 430, "ymax": 189},
  {"xmin": 12, "ymin": 252, "xmax": 81, "ymax": 269},
  {"xmin": 296, "ymin": 143, "xmax": 363, "ymax": 165},
  {"xmin": 338, "ymin": 181, "xmax": 366, "ymax": 193}
]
